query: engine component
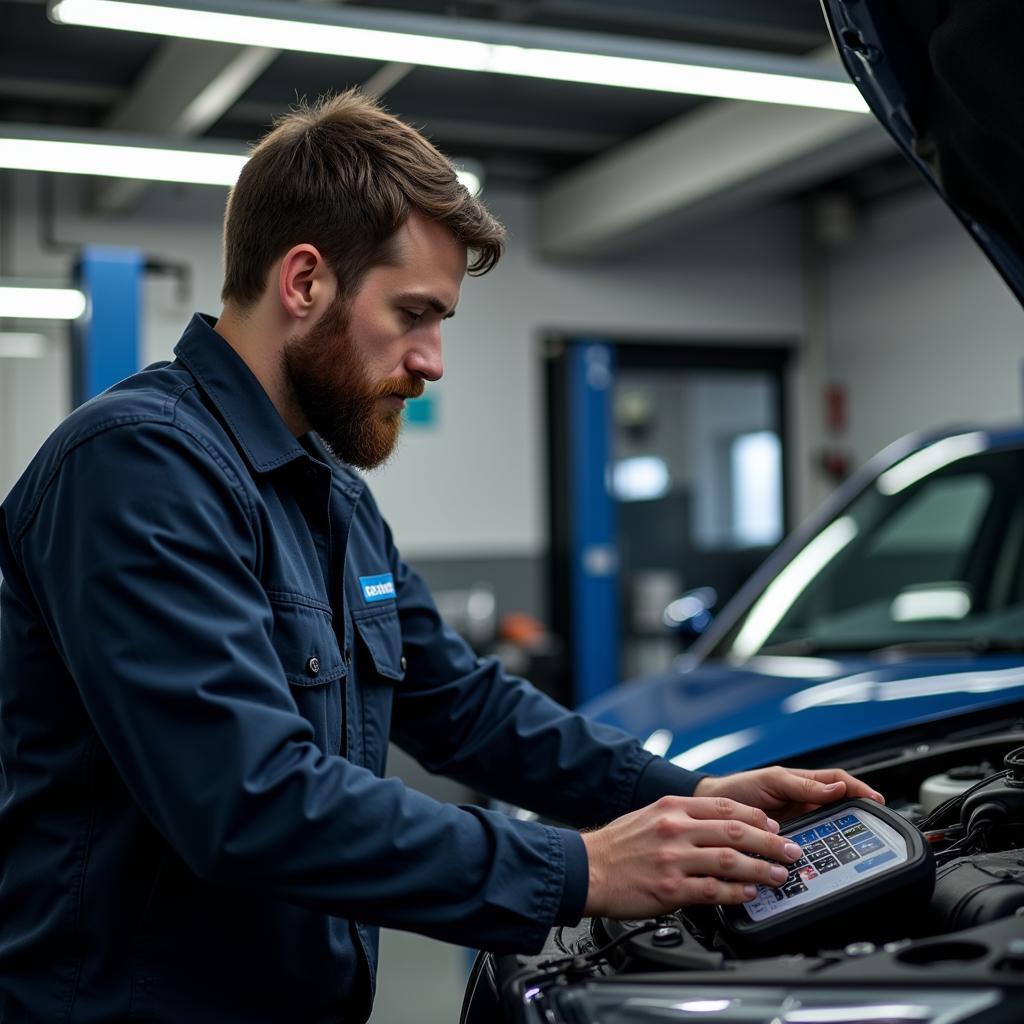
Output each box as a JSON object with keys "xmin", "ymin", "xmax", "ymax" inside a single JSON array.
[
  {"xmin": 931, "ymin": 850, "xmax": 1024, "ymax": 929},
  {"xmin": 961, "ymin": 746, "xmax": 1024, "ymax": 837},
  {"xmin": 920, "ymin": 763, "xmax": 994, "ymax": 813}
]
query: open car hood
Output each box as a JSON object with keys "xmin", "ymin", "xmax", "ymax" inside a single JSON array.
[{"xmin": 821, "ymin": 0, "xmax": 1024, "ymax": 305}]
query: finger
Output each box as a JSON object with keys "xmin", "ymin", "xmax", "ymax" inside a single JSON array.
[
  {"xmin": 678, "ymin": 876, "xmax": 762, "ymax": 906},
  {"xmin": 789, "ymin": 767, "xmax": 885, "ymax": 804},
  {"xmin": 687, "ymin": 818, "xmax": 802, "ymax": 864},
  {"xmin": 687, "ymin": 847, "xmax": 793, "ymax": 888},
  {"xmin": 683, "ymin": 796, "xmax": 775, "ymax": 832}
]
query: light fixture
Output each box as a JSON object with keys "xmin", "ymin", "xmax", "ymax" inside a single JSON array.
[
  {"xmin": 0, "ymin": 332, "xmax": 49, "ymax": 357},
  {"xmin": 0, "ymin": 129, "xmax": 246, "ymax": 186},
  {"xmin": 49, "ymin": 0, "xmax": 869, "ymax": 112},
  {"xmin": 0, "ymin": 285, "xmax": 87, "ymax": 320},
  {"xmin": 612, "ymin": 456, "xmax": 670, "ymax": 502},
  {"xmin": 0, "ymin": 125, "xmax": 483, "ymax": 192}
]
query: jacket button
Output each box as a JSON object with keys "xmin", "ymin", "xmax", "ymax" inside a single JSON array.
[
  {"xmin": 306, "ymin": 656, "xmax": 321, "ymax": 676},
  {"xmin": 400, "ymin": 656, "xmax": 407, "ymax": 673}
]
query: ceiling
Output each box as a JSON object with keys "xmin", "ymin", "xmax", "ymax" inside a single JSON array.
[{"xmin": 0, "ymin": 0, "xmax": 921, "ymax": 251}]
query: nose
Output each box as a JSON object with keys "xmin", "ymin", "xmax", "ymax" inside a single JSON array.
[{"xmin": 405, "ymin": 323, "xmax": 444, "ymax": 382}]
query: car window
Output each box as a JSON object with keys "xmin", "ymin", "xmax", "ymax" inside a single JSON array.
[{"xmin": 719, "ymin": 444, "xmax": 1024, "ymax": 658}]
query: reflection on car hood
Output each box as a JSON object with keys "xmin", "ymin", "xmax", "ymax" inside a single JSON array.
[
  {"xmin": 821, "ymin": 0, "xmax": 1024, "ymax": 305},
  {"xmin": 583, "ymin": 653, "xmax": 1024, "ymax": 774}
]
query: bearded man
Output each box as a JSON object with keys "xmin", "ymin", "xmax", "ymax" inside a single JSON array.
[{"xmin": 0, "ymin": 91, "xmax": 881, "ymax": 1022}]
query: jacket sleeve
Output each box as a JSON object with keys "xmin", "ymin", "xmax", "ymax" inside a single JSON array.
[
  {"xmin": 11, "ymin": 421, "xmax": 589, "ymax": 951},
  {"xmin": 378, "ymin": 499, "xmax": 707, "ymax": 830}
]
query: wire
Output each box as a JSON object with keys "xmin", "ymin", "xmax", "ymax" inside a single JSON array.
[
  {"xmin": 535, "ymin": 919, "xmax": 665, "ymax": 974},
  {"xmin": 918, "ymin": 769, "xmax": 1008, "ymax": 831}
]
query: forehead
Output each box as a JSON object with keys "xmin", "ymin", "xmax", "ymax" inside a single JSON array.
[{"xmin": 380, "ymin": 212, "xmax": 466, "ymax": 289}]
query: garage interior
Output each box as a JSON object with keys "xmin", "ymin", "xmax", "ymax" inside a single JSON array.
[{"xmin": 2, "ymin": 0, "xmax": 1023, "ymax": 1020}]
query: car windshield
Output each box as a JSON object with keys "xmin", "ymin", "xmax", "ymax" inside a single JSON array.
[{"xmin": 716, "ymin": 436, "xmax": 1024, "ymax": 660}]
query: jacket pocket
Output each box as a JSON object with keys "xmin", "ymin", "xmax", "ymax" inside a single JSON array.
[
  {"xmin": 353, "ymin": 610, "xmax": 405, "ymax": 773},
  {"xmin": 270, "ymin": 596, "xmax": 344, "ymax": 752}
]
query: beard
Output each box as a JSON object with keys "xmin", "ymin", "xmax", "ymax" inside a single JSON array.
[{"xmin": 281, "ymin": 296, "xmax": 424, "ymax": 470}]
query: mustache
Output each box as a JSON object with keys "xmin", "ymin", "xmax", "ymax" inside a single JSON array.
[{"xmin": 373, "ymin": 377, "xmax": 425, "ymax": 400}]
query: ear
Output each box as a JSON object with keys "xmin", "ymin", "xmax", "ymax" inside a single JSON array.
[{"xmin": 278, "ymin": 244, "xmax": 335, "ymax": 321}]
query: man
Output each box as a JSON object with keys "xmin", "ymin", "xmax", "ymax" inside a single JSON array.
[{"xmin": 0, "ymin": 91, "xmax": 881, "ymax": 1022}]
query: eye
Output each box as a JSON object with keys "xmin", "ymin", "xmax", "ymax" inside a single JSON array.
[{"xmin": 402, "ymin": 309, "xmax": 424, "ymax": 324}]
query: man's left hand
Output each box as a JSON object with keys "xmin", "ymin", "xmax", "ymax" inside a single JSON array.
[{"xmin": 694, "ymin": 766, "xmax": 884, "ymax": 826}]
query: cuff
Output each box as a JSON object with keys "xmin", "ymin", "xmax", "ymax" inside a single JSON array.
[
  {"xmin": 631, "ymin": 755, "xmax": 709, "ymax": 810},
  {"xmin": 553, "ymin": 827, "xmax": 589, "ymax": 925}
]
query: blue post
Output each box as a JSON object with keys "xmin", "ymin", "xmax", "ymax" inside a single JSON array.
[
  {"xmin": 568, "ymin": 341, "xmax": 619, "ymax": 706},
  {"xmin": 73, "ymin": 246, "xmax": 144, "ymax": 405}
]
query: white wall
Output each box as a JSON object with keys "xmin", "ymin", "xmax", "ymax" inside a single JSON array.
[
  {"xmin": 0, "ymin": 175, "xmax": 805, "ymax": 558},
  {"xmin": 826, "ymin": 189, "xmax": 1024, "ymax": 465}
]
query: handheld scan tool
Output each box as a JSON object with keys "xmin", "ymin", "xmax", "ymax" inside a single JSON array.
[{"xmin": 717, "ymin": 799, "xmax": 934, "ymax": 949}]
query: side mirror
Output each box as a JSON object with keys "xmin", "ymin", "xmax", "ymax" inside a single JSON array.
[{"xmin": 662, "ymin": 587, "xmax": 718, "ymax": 645}]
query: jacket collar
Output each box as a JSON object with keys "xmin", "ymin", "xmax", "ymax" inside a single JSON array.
[{"xmin": 173, "ymin": 313, "xmax": 310, "ymax": 475}]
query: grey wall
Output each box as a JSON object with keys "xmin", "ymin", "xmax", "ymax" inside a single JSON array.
[
  {"xmin": 0, "ymin": 176, "xmax": 807, "ymax": 558},
  {"xmin": 825, "ymin": 189, "xmax": 1024, "ymax": 464}
]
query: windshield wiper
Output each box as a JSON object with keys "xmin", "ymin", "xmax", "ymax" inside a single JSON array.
[{"xmin": 756, "ymin": 637, "xmax": 1024, "ymax": 657}]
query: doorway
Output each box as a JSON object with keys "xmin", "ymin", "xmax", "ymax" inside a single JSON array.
[{"xmin": 546, "ymin": 338, "xmax": 792, "ymax": 706}]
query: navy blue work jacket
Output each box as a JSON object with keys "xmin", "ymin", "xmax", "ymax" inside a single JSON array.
[{"xmin": 0, "ymin": 314, "xmax": 704, "ymax": 1022}]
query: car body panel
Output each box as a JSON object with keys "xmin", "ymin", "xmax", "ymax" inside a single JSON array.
[{"xmin": 586, "ymin": 654, "xmax": 1024, "ymax": 774}]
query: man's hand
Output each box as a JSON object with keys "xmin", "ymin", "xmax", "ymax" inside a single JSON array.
[
  {"xmin": 694, "ymin": 766, "xmax": 884, "ymax": 823},
  {"xmin": 581, "ymin": 795, "xmax": 802, "ymax": 919}
]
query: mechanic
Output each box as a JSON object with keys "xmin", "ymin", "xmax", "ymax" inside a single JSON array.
[{"xmin": 0, "ymin": 90, "xmax": 883, "ymax": 1022}]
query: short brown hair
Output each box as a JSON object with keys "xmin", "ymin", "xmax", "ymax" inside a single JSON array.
[{"xmin": 221, "ymin": 90, "xmax": 505, "ymax": 307}]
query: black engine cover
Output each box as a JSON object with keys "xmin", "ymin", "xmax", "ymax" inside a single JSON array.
[{"xmin": 931, "ymin": 849, "xmax": 1024, "ymax": 928}]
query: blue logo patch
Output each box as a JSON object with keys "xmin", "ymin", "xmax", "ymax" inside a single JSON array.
[{"xmin": 360, "ymin": 573, "xmax": 396, "ymax": 603}]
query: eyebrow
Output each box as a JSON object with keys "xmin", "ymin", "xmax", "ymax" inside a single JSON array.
[{"xmin": 395, "ymin": 292, "xmax": 457, "ymax": 319}]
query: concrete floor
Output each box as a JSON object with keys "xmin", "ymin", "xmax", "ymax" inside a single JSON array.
[{"xmin": 369, "ymin": 930, "xmax": 469, "ymax": 1024}]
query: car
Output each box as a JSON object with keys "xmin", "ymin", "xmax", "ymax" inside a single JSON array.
[
  {"xmin": 582, "ymin": 423, "xmax": 1024, "ymax": 776},
  {"xmin": 462, "ymin": 1, "xmax": 1024, "ymax": 1020}
]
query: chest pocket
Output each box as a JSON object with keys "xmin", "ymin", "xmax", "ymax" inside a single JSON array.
[
  {"xmin": 352, "ymin": 609, "xmax": 405, "ymax": 774},
  {"xmin": 270, "ymin": 596, "xmax": 345, "ymax": 753}
]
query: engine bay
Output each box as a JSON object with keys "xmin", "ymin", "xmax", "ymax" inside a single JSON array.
[{"xmin": 464, "ymin": 728, "xmax": 1024, "ymax": 1022}]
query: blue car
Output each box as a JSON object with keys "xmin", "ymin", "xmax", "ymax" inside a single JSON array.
[
  {"xmin": 583, "ymin": 425, "xmax": 1024, "ymax": 775},
  {"xmin": 465, "ymin": 1, "xmax": 1024, "ymax": 1020}
]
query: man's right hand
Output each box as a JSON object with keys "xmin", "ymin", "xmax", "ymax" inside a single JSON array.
[{"xmin": 580, "ymin": 795, "xmax": 803, "ymax": 919}]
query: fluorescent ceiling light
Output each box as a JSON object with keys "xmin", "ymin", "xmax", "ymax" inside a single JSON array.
[
  {"xmin": 0, "ymin": 286, "xmax": 87, "ymax": 320},
  {"xmin": 0, "ymin": 128, "xmax": 483, "ymax": 193},
  {"xmin": 0, "ymin": 134, "xmax": 246, "ymax": 186},
  {"xmin": 456, "ymin": 169, "xmax": 481, "ymax": 196},
  {"xmin": 0, "ymin": 332, "xmax": 49, "ymax": 357},
  {"xmin": 49, "ymin": 0, "xmax": 869, "ymax": 112}
]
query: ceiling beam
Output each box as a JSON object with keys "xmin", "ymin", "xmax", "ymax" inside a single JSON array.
[
  {"xmin": 91, "ymin": 38, "xmax": 276, "ymax": 212},
  {"xmin": 225, "ymin": 101, "xmax": 618, "ymax": 155},
  {"xmin": 537, "ymin": 44, "xmax": 896, "ymax": 258}
]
